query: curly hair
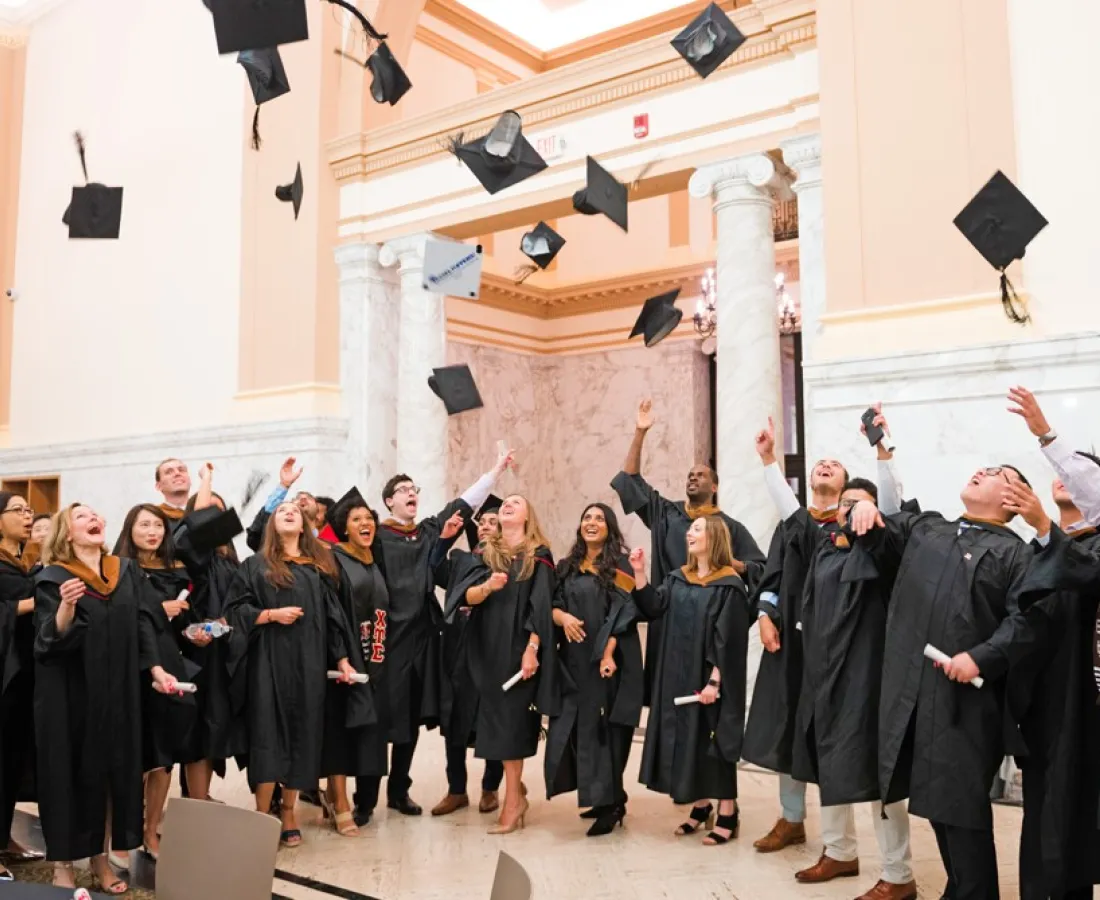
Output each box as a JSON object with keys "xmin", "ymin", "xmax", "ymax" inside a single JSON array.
[{"xmin": 557, "ymin": 502, "xmax": 627, "ymax": 588}]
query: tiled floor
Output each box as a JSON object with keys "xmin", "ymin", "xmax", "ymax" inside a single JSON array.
[{"xmin": 17, "ymin": 734, "xmax": 1031, "ymax": 899}]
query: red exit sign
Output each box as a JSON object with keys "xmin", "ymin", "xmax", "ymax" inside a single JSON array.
[{"xmin": 634, "ymin": 114, "xmax": 649, "ymax": 139}]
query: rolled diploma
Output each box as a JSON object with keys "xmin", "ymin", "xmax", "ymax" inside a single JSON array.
[
  {"xmin": 923, "ymin": 643, "xmax": 984, "ymax": 689},
  {"xmin": 327, "ymin": 671, "xmax": 369, "ymax": 683},
  {"xmin": 674, "ymin": 691, "xmax": 720, "ymax": 707},
  {"xmin": 502, "ymin": 670, "xmax": 524, "ymax": 691},
  {"xmin": 172, "ymin": 682, "xmax": 198, "ymax": 694}
]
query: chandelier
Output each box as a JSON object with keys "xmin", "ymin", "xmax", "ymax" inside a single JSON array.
[{"xmin": 692, "ymin": 267, "xmax": 801, "ymax": 339}]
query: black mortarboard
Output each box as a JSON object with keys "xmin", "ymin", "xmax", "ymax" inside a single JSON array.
[
  {"xmin": 671, "ymin": 2, "xmax": 746, "ymax": 79},
  {"xmin": 186, "ymin": 506, "xmax": 244, "ymax": 554},
  {"xmin": 448, "ymin": 111, "xmax": 548, "ymax": 196},
  {"xmin": 367, "ymin": 42, "xmax": 412, "ymax": 106},
  {"xmin": 572, "ymin": 156, "xmax": 628, "ymax": 232},
  {"xmin": 520, "ymin": 222, "xmax": 566, "ymax": 269},
  {"xmin": 238, "ymin": 47, "xmax": 290, "ymax": 151},
  {"xmin": 463, "ymin": 493, "xmax": 503, "ymax": 549},
  {"xmin": 330, "ymin": 486, "xmax": 368, "ymax": 543},
  {"xmin": 275, "ymin": 163, "xmax": 304, "ymax": 220},
  {"xmin": 954, "ymin": 170, "xmax": 1047, "ymax": 325},
  {"xmin": 63, "ymin": 133, "xmax": 123, "ymax": 240},
  {"xmin": 630, "ymin": 288, "xmax": 683, "ymax": 347},
  {"xmin": 428, "ymin": 364, "xmax": 483, "ymax": 416},
  {"xmin": 208, "ymin": 0, "xmax": 309, "ymax": 55}
]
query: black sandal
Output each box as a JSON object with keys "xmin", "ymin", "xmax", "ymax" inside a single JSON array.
[
  {"xmin": 675, "ymin": 803, "xmax": 714, "ymax": 836},
  {"xmin": 703, "ymin": 810, "xmax": 740, "ymax": 845}
]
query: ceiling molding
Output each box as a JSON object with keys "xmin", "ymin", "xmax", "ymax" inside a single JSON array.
[
  {"xmin": 424, "ymin": 0, "xmax": 544, "ymax": 71},
  {"xmin": 0, "ymin": 0, "xmax": 67, "ymax": 27},
  {"xmin": 414, "ymin": 23, "xmax": 521, "ymax": 86}
]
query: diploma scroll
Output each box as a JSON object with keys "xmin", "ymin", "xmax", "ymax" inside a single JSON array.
[
  {"xmin": 923, "ymin": 643, "xmax": 984, "ymax": 689},
  {"xmin": 502, "ymin": 670, "xmax": 524, "ymax": 691},
  {"xmin": 327, "ymin": 671, "xmax": 369, "ymax": 683},
  {"xmin": 673, "ymin": 691, "xmax": 720, "ymax": 706},
  {"xmin": 165, "ymin": 682, "xmax": 197, "ymax": 694}
]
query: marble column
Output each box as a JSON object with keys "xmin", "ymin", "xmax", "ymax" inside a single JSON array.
[
  {"xmin": 689, "ymin": 153, "xmax": 788, "ymax": 545},
  {"xmin": 781, "ymin": 135, "xmax": 824, "ymax": 360},
  {"xmin": 379, "ymin": 233, "xmax": 448, "ymax": 516},
  {"xmin": 336, "ymin": 241, "xmax": 400, "ymax": 505}
]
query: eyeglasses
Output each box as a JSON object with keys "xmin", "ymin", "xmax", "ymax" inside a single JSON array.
[
  {"xmin": 393, "ymin": 485, "xmax": 421, "ymax": 496},
  {"xmin": 2, "ymin": 506, "xmax": 34, "ymax": 517},
  {"xmin": 979, "ymin": 466, "xmax": 1012, "ymax": 484}
]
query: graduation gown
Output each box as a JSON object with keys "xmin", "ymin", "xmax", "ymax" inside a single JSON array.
[
  {"xmin": 0, "ymin": 542, "xmax": 39, "ymax": 838},
  {"xmin": 373, "ymin": 498, "xmax": 469, "ymax": 743},
  {"xmin": 742, "ymin": 508, "xmax": 839, "ymax": 773},
  {"xmin": 862, "ymin": 512, "xmax": 1040, "ymax": 829},
  {"xmin": 791, "ymin": 517, "xmax": 897, "ymax": 805},
  {"xmin": 224, "ymin": 556, "xmax": 350, "ymax": 790},
  {"xmin": 1009, "ymin": 524, "xmax": 1100, "ymax": 899},
  {"xmin": 544, "ymin": 557, "xmax": 644, "ymax": 809},
  {"xmin": 435, "ymin": 548, "xmax": 484, "ymax": 748},
  {"xmin": 635, "ymin": 566, "xmax": 751, "ymax": 804},
  {"xmin": 611, "ymin": 471, "xmax": 765, "ymax": 704},
  {"xmin": 443, "ymin": 546, "xmax": 561, "ymax": 761},
  {"xmin": 320, "ymin": 544, "xmax": 388, "ymax": 778},
  {"xmin": 33, "ymin": 556, "xmax": 157, "ymax": 862}
]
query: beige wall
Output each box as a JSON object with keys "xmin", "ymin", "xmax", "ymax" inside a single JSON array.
[{"xmin": 0, "ymin": 39, "xmax": 25, "ymax": 440}]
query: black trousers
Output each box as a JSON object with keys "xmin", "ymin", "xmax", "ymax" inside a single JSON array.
[
  {"xmin": 0, "ymin": 676, "xmax": 34, "ymax": 845},
  {"xmin": 445, "ymin": 740, "xmax": 503, "ymax": 796},
  {"xmin": 932, "ymin": 820, "xmax": 1000, "ymax": 900},
  {"xmin": 1058, "ymin": 888, "xmax": 1095, "ymax": 900},
  {"xmin": 353, "ymin": 732, "xmax": 420, "ymax": 813}
]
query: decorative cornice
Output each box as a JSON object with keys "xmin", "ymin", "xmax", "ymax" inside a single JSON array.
[
  {"xmin": 414, "ymin": 23, "xmax": 520, "ymax": 87},
  {"xmin": 424, "ymin": 0, "xmax": 543, "ymax": 72},
  {"xmin": 0, "ymin": 0, "xmax": 67, "ymax": 27},
  {"xmin": 327, "ymin": 12, "xmax": 817, "ymax": 182}
]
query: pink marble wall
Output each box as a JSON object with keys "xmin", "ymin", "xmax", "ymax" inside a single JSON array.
[{"xmin": 447, "ymin": 341, "xmax": 712, "ymax": 558}]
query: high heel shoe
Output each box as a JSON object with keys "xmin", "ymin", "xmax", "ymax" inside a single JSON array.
[
  {"xmin": 586, "ymin": 804, "xmax": 625, "ymax": 837},
  {"xmin": 675, "ymin": 803, "xmax": 714, "ymax": 836},
  {"xmin": 702, "ymin": 809, "xmax": 740, "ymax": 845},
  {"xmin": 488, "ymin": 799, "xmax": 529, "ymax": 835},
  {"xmin": 52, "ymin": 862, "xmax": 76, "ymax": 889}
]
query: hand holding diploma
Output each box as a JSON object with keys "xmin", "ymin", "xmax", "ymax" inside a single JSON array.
[
  {"xmin": 674, "ymin": 689, "xmax": 721, "ymax": 707},
  {"xmin": 502, "ymin": 670, "xmax": 523, "ymax": 691},
  {"xmin": 924, "ymin": 644, "xmax": 984, "ymax": 688},
  {"xmin": 328, "ymin": 670, "xmax": 369, "ymax": 684},
  {"xmin": 330, "ymin": 659, "xmax": 363, "ymax": 684}
]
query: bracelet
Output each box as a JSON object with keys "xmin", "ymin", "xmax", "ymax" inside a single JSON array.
[
  {"xmin": 707, "ymin": 678, "xmax": 720, "ymax": 688},
  {"xmin": 1038, "ymin": 430, "xmax": 1057, "ymax": 447},
  {"xmin": 527, "ymin": 642, "xmax": 539, "ymax": 652}
]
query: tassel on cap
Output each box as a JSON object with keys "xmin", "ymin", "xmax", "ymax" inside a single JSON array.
[
  {"xmin": 321, "ymin": 0, "xmax": 387, "ymax": 42},
  {"xmin": 251, "ymin": 106, "xmax": 262, "ymax": 151},
  {"xmin": 999, "ymin": 269, "xmax": 1029, "ymax": 325},
  {"xmin": 73, "ymin": 131, "xmax": 88, "ymax": 183}
]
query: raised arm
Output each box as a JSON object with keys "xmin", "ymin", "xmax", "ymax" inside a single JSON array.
[
  {"xmin": 862, "ymin": 402, "xmax": 904, "ymax": 515},
  {"xmin": 247, "ymin": 457, "xmax": 302, "ymax": 551},
  {"xmin": 459, "ymin": 445, "xmax": 514, "ymax": 514},
  {"xmin": 754, "ymin": 416, "xmax": 800, "ymax": 520},
  {"xmin": 193, "ymin": 462, "xmax": 215, "ymax": 511},
  {"xmin": 622, "ymin": 398, "xmax": 654, "ymax": 476}
]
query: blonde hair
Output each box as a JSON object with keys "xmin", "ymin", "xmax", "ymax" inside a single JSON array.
[
  {"xmin": 41, "ymin": 503, "xmax": 106, "ymax": 566},
  {"xmin": 481, "ymin": 495, "xmax": 549, "ymax": 581},
  {"xmin": 685, "ymin": 515, "xmax": 734, "ymax": 575}
]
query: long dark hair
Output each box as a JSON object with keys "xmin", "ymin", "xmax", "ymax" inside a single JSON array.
[
  {"xmin": 558, "ymin": 502, "xmax": 627, "ymax": 588},
  {"xmin": 113, "ymin": 503, "xmax": 177, "ymax": 567},
  {"xmin": 185, "ymin": 492, "xmax": 240, "ymax": 564},
  {"xmin": 260, "ymin": 502, "xmax": 337, "ymax": 588}
]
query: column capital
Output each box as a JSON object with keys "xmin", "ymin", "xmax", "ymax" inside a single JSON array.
[
  {"xmin": 780, "ymin": 134, "xmax": 822, "ymax": 192},
  {"xmin": 689, "ymin": 153, "xmax": 789, "ymax": 201},
  {"xmin": 379, "ymin": 232, "xmax": 433, "ymax": 271}
]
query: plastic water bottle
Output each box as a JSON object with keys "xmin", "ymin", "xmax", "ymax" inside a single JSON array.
[{"xmin": 184, "ymin": 621, "xmax": 233, "ymax": 640}]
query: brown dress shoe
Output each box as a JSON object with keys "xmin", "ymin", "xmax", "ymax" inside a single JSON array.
[
  {"xmin": 855, "ymin": 879, "xmax": 918, "ymax": 900},
  {"xmin": 430, "ymin": 793, "xmax": 469, "ymax": 817},
  {"xmin": 479, "ymin": 791, "xmax": 499, "ymax": 813},
  {"xmin": 794, "ymin": 852, "xmax": 860, "ymax": 883},
  {"xmin": 753, "ymin": 818, "xmax": 807, "ymax": 853}
]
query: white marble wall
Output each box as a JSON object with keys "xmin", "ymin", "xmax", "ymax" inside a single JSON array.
[
  {"xmin": 446, "ymin": 341, "xmax": 712, "ymax": 557},
  {"xmin": 803, "ymin": 333, "xmax": 1100, "ymax": 535}
]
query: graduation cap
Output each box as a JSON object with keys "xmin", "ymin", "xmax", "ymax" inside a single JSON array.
[
  {"xmin": 953, "ymin": 169, "xmax": 1047, "ymax": 324},
  {"xmin": 422, "ymin": 237, "xmax": 484, "ymax": 299},
  {"xmin": 630, "ymin": 288, "xmax": 683, "ymax": 347},
  {"xmin": 366, "ymin": 42, "xmax": 412, "ymax": 105},
  {"xmin": 330, "ymin": 486, "xmax": 368, "ymax": 543},
  {"xmin": 520, "ymin": 222, "xmax": 565, "ymax": 269},
  {"xmin": 671, "ymin": 2, "xmax": 746, "ymax": 79},
  {"xmin": 448, "ymin": 111, "xmax": 548, "ymax": 196},
  {"xmin": 207, "ymin": 0, "xmax": 310, "ymax": 55},
  {"xmin": 237, "ymin": 47, "xmax": 290, "ymax": 151},
  {"xmin": 275, "ymin": 163, "xmax": 304, "ymax": 220},
  {"xmin": 463, "ymin": 493, "xmax": 503, "ymax": 549},
  {"xmin": 572, "ymin": 156, "xmax": 628, "ymax": 233},
  {"xmin": 185, "ymin": 506, "xmax": 244, "ymax": 554},
  {"xmin": 63, "ymin": 132, "xmax": 123, "ymax": 240},
  {"xmin": 428, "ymin": 364, "xmax": 483, "ymax": 416},
  {"xmin": 489, "ymin": 851, "xmax": 532, "ymax": 900}
]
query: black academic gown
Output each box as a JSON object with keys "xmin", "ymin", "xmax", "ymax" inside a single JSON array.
[
  {"xmin": 137, "ymin": 564, "xmax": 199, "ymax": 771},
  {"xmin": 635, "ymin": 566, "xmax": 751, "ymax": 804},
  {"xmin": 791, "ymin": 517, "xmax": 897, "ymax": 805},
  {"xmin": 1009, "ymin": 524, "xmax": 1100, "ymax": 899},
  {"xmin": 545, "ymin": 558, "xmax": 644, "ymax": 809},
  {"xmin": 373, "ymin": 498, "xmax": 469, "ymax": 743},
  {"xmin": 743, "ymin": 509, "xmax": 839, "ymax": 773},
  {"xmin": 435, "ymin": 548, "xmax": 484, "ymax": 749},
  {"xmin": 611, "ymin": 471, "xmax": 765, "ymax": 704},
  {"xmin": 320, "ymin": 546, "xmax": 388, "ymax": 779},
  {"xmin": 33, "ymin": 558, "xmax": 157, "ymax": 862},
  {"xmin": 224, "ymin": 556, "xmax": 351, "ymax": 790},
  {"xmin": 0, "ymin": 544, "xmax": 39, "ymax": 843},
  {"xmin": 861, "ymin": 512, "xmax": 1041, "ymax": 830},
  {"xmin": 443, "ymin": 547, "xmax": 561, "ymax": 761}
]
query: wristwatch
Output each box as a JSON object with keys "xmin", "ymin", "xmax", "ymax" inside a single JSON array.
[
  {"xmin": 1038, "ymin": 430, "xmax": 1057, "ymax": 448},
  {"xmin": 706, "ymin": 678, "xmax": 720, "ymax": 688}
]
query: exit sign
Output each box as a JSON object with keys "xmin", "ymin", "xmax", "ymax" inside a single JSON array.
[{"xmin": 532, "ymin": 133, "xmax": 567, "ymax": 160}]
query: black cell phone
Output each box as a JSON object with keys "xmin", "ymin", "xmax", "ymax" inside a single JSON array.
[{"xmin": 862, "ymin": 407, "xmax": 884, "ymax": 447}]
